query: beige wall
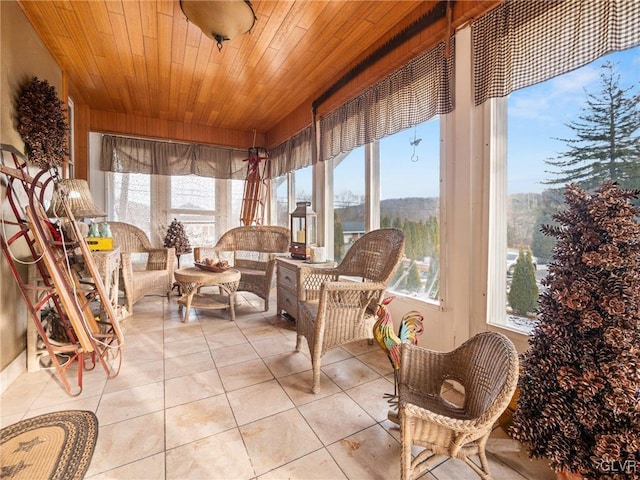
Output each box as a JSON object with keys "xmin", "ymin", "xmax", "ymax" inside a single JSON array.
[{"xmin": 1, "ymin": 0, "xmax": 62, "ymax": 377}]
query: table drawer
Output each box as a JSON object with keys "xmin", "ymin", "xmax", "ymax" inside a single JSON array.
[
  {"xmin": 277, "ymin": 288, "xmax": 298, "ymax": 319},
  {"xmin": 278, "ymin": 265, "xmax": 297, "ymax": 291}
]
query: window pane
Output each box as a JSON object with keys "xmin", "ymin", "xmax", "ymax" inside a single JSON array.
[
  {"xmin": 502, "ymin": 46, "xmax": 639, "ymax": 333},
  {"xmin": 380, "ymin": 119, "xmax": 440, "ymax": 303},
  {"xmin": 231, "ymin": 178, "xmax": 244, "ymax": 227},
  {"xmin": 294, "ymin": 166, "xmax": 312, "ymax": 203},
  {"xmin": 112, "ymin": 172, "xmax": 151, "ymax": 237},
  {"xmin": 274, "ymin": 175, "xmax": 289, "ymax": 227},
  {"xmin": 171, "ymin": 176, "xmax": 215, "ymax": 211},
  {"xmin": 168, "ymin": 175, "xmax": 216, "ymax": 249},
  {"xmin": 333, "ymin": 147, "xmax": 364, "ymax": 262}
]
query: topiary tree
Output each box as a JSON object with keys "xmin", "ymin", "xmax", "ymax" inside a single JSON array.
[
  {"xmin": 510, "ymin": 181, "xmax": 640, "ymax": 478},
  {"xmin": 163, "ymin": 218, "xmax": 191, "ymax": 255},
  {"xmin": 508, "ymin": 249, "xmax": 539, "ymax": 316}
]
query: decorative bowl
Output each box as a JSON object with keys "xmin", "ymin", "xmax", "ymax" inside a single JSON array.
[{"xmin": 194, "ymin": 262, "xmax": 230, "ymax": 273}]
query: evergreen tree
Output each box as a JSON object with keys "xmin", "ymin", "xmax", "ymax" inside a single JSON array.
[
  {"xmin": 511, "ymin": 182, "xmax": 640, "ymax": 476},
  {"xmin": 425, "ymin": 216, "xmax": 439, "ymax": 262},
  {"xmin": 544, "ymin": 61, "xmax": 640, "ymax": 192},
  {"xmin": 417, "ymin": 220, "xmax": 429, "ymax": 260},
  {"xmin": 403, "ymin": 219, "xmax": 417, "ymax": 260},
  {"xmin": 531, "ymin": 188, "xmax": 564, "ymax": 262},
  {"xmin": 381, "ymin": 215, "xmax": 392, "ymax": 228},
  {"xmin": 507, "ymin": 249, "xmax": 538, "ymax": 316},
  {"xmin": 531, "ymin": 216, "xmax": 555, "ymax": 264},
  {"xmin": 405, "ymin": 262, "xmax": 422, "ymax": 292},
  {"xmin": 334, "ymin": 212, "xmax": 344, "ymax": 262},
  {"xmin": 421, "ymin": 216, "xmax": 440, "ymax": 299},
  {"xmin": 390, "ymin": 262, "xmax": 406, "ymax": 290}
]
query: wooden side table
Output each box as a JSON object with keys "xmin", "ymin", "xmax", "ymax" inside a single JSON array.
[
  {"xmin": 174, "ymin": 267, "xmax": 241, "ymax": 323},
  {"xmin": 276, "ymin": 257, "xmax": 336, "ymax": 321}
]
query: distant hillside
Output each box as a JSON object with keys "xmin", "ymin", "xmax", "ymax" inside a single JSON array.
[
  {"xmin": 336, "ymin": 193, "xmax": 546, "ymax": 246},
  {"xmin": 336, "ymin": 197, "xmax": 440, "ymax": 222}
]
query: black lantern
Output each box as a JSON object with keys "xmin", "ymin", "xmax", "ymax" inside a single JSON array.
[{"xmin": 289, "ymin": 201, "xmax": 317, "ymax": 260}]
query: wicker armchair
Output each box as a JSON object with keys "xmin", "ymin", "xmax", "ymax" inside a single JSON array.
[
  {"xmin": 397, "ymin": 332, "xmax": 519, "ymax": 480},
  {"xmin": 194, "ymin": 225, "xmax": 290, "ymax": 311},
  {"xmin": 295, "ymin": 228, "xmax": 405, "ymax": 393},
  {"xmin": 108, "ymin": 222, "xmax": 176, "ymax": 314}
]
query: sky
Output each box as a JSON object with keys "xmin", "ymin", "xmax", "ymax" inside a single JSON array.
[
  {"xmin": 507, "ymin": 46, "xmax": 640, "ymax": 194},
  {"xmin": 324, "ymin": 45, "xmax": 640, "ymax": 200}
]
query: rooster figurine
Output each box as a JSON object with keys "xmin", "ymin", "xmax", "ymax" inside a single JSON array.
[{"xmin": 373, "ymin": 296, "xmax": 424, "ymax": 405}]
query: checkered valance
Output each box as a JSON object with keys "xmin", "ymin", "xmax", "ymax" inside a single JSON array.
[
  {"xmin": 319, "ymin": 40, "xmax": 454, "ymax": 163},
  {"xmin": 473, "ymin": 0, "xmax": 640, "ymax": 106},
  {"xmin": 268, "ymin": 126, "xmax": 314, "ymax": 178}
]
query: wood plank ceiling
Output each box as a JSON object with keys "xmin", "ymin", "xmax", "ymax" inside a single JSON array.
[{"xmin": 17, "ymin": 1, "xmax": 497, "ymax": 144}]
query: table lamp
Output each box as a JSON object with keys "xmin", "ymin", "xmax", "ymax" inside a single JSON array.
[{"xmin": 47, "ymin": 179, "xmax": 105, "ymax": 239}]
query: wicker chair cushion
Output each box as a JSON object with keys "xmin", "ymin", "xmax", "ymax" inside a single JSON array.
[{"xmin": 132, "ymin": 269, "xmax": 172, "ymax": 289}]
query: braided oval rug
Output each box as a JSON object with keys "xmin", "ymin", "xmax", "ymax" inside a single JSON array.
[{"xmin": 1, "ymin": 410, "xmax": 98, "ymax": 480}]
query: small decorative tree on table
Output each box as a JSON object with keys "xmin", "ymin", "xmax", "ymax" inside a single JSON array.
[
  {"xmin": 164, "ymin": 219, "xmax": 191, "ymax": 265},
  {"xmin": 510, "ymin": 181, "xmax": 640, "ymax": 479}
]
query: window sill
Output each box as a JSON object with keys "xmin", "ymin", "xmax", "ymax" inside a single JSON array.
[
  {"xmin": 386, "ymin": 289, "xmax": 442, "ymax": 311},
  {"xmin": 488, "ymin": 320, "xmax": 534, "ymax": 353},
  {"xmin": 504, "ymin": 315, "xmax": 537, "ymax": 335}
]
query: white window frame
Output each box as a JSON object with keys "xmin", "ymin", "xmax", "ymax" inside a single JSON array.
[{"xmin": 485, "ymin": 97, "xmax": 511, "ymax": 331}]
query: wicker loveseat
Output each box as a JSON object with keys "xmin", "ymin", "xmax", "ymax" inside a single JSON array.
[
  {"xmin": 194, "ymin": 226, "xmax": 290, "ymax": 311},
  {"xmin": 108, "ymin": 222, "xmax": 176, "ymax": 314}
]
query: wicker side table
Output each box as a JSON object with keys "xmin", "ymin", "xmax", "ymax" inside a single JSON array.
[
  {"xmin": 89, "ymin": 248, "xmax": 121, "ymax": 310},
  {"xmin": 174, "ymin": 267, "xmax": 241, "ymax": 323}
]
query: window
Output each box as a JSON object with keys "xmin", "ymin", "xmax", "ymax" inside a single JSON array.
[
  {"xmin": 168, "ymin": 175, "xmax": 217, "ymax": 250},
  {"xmin": 108, "ymin": 171, "xmax": 242, "ymax": 252},
  {"xmin": 323, "ymin": 118, "xmax": 441, "ymax": 303},
  {"xmin": 333, "ymin": 147, "xmax": 365, "ymax": 262},
  {"xmin": 110, "ymin": 172, "xmax": 152, "ymax": 237},
  {"xmin": 294, "ymin": 166, "xmax": 312, "ymax": 203},
  {"xmin": 273, "ymin": 175, "xmax": 289, "ymax": 227},
  {"xmin": 380, "ymin": 119, "xmax": 441, "ymax": 303},
  {"xmin": 494, "ymin": 46, "xmax": 640, "ymax": 333}
]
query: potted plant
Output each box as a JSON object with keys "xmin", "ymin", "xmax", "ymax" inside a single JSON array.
[{"xmin": 510, "ymin": 181, "xmax": 640, "ymax": 479}]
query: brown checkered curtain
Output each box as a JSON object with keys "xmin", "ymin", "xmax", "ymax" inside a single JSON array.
[
  {"xmin": 473, "ymin": 0, "xmax": 640, "ymax": 106},
  {"xmin": 319, "ymin": 40, "xmax": 454, "ymax": 163},
  {"xmin": 268, "ymin": 125, "xmax": 314, "ymax": 178}
]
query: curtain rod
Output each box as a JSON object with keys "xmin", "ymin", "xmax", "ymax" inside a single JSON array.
[
  {"xmin": 312, "ymin": 0, "xmax": 449, "ymax": 112},
  {"xmin": 102, "ymin": 133, "xmax": 245, "ymax": 154}
]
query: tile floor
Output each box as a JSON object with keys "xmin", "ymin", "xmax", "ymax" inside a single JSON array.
[{"xmin": 0, "ymin": 292, "xmax": 556, "ymax": 479}]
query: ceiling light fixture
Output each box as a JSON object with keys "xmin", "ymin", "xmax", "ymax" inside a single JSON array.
[{"xmin": 180, "ymin": 0, "xmax": 257, "ymax": 52}]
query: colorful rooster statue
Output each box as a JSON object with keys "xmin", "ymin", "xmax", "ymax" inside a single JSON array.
[{"xmin": 372, "ymin": 296, "xmax": 424, "ymax": 404}]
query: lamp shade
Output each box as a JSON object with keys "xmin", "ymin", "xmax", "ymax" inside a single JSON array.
[
  {"xmin": 47, "ymin": 179, "xmax": 106, "ymax": 219},
  {"xmin": 180, "ymin": 0, "xmax": 256, "ymax": 51}
]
